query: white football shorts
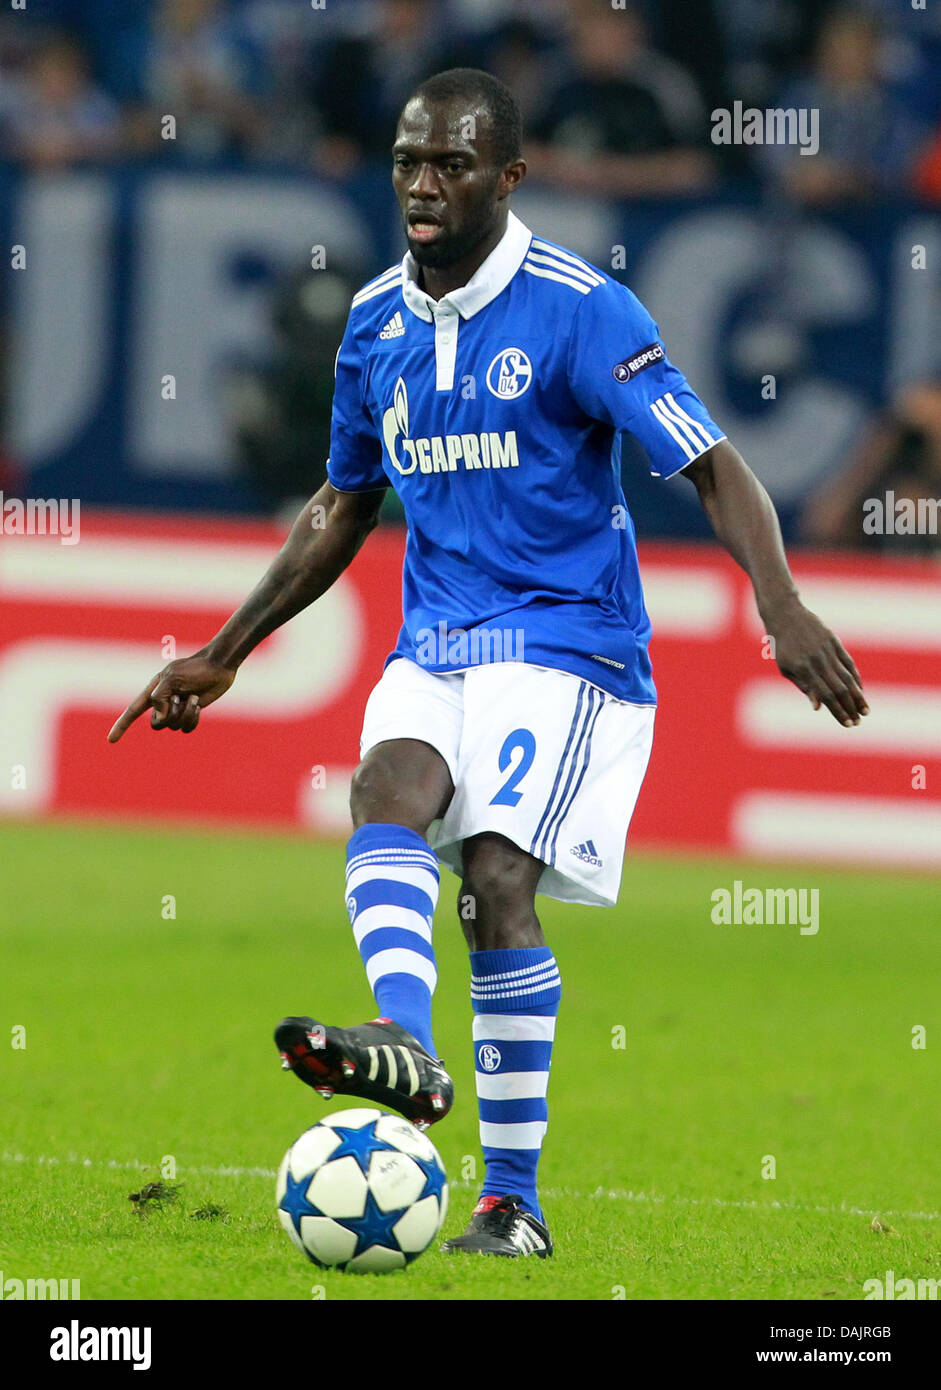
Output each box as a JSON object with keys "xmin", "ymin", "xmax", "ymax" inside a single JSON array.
[{"xmin": 358, "ymin": 656, "xmax": 655, "ymax": 907}]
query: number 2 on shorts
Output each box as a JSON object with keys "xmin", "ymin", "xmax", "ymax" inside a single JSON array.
[{"xmin": 490, "ymin": 728, "xmax": 537, "ymax": 807}]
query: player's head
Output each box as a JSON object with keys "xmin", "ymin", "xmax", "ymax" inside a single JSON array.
[{"xmin": 392, "ymin": 68, "xmax": 525, "ymax": 269}]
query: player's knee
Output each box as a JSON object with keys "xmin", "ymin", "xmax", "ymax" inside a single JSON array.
[
  {"xmin": 349, "ymin": 755, "xmax": 396, "ymax": 824},
  {"xmin": 463, "ymin": 836, "xmax": 534, "ymax": 898},
  {"xmin": 459, "ymin": 838, "xmax": 541, "ymax": 947},
  {"xmin": 349, "ymin": 753, "xmax": 427, "ymax": 834},
  {"xmin": 462, "ymin": 857, "xmax": 516, "ymax": 913}
]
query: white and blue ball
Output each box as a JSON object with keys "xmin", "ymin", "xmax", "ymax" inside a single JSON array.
[{"xmin": 276, "ymin": 1108, "xmax": 448, "ymax": 1272}]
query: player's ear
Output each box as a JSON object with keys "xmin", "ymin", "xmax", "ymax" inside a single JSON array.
[{"xmin": 498, "ymin": 159, "xmax": 526, "ymax": 198}]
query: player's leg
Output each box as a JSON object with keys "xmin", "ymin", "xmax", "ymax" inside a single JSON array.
[
  {"xmin": 350, "ymin": 735, "xmax": 454, "ymax": 836},
  {"xmin": 458, "ymin": 831, "xmax": 546, "ymax": 950},
  {"xmin": 433, "ymin": 662, "xmax": 655, "ymax": 1254},
  {"xmin": 276, "ymin": 660, "xmax": 463, "ymax": 1127},
  {"xmin": 344, "ymin": 736, "xmax": 453, "ymax": 1056},
  {"xmin": 441, "ymin": 831, "xmax": 559, "ymax": 1257}
]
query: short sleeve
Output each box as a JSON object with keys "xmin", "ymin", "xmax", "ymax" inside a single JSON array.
[
  {"xmin": 326, "ymin": 313, "xmax": 388, "ymax": 493},
  {"xmin": 567, "ymin": 278, "xmax": 725, "ymax": 479}
]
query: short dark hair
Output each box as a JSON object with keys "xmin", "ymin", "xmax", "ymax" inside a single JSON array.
[{"xmin": 405, "ymin": 68, "xmax": 522, "ymax": 169}]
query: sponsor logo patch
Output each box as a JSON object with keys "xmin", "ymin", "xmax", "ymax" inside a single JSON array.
[{"xmin": 613, "ymin": 341, "xmax": 664, "ymax": 382}]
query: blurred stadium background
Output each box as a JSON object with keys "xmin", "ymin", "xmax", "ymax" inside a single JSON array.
[{"xmin": 0, "ymin": 0, "xmax": 939, "ymax": 870}]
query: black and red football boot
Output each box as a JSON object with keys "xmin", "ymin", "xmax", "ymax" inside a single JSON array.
[
  {"xmin": 274, "ymin": 1015, "xmax": 453, "ymax": 1130},
  {"xmin": 441, "ymin": 1194, "xmax": 553, "ymax": 1257}
]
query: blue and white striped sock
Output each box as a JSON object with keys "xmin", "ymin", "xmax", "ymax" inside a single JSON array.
[
  {"xmin": 471, "ymin": 947, "xmax": 562, "ymax": 1223},
  {"xmin": 345, "ymin": 824, "xmax": 439, "ymax": 1057}
]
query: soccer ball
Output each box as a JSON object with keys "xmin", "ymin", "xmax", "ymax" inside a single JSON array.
[{"xmin": 276, "ymin": 1108, "xmax": 448, "ymax": 1272}]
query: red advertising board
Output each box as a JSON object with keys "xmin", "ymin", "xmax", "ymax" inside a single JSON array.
[{"xmin": 1, "ymin": 510, "xmax": 938, "ymax": 870}]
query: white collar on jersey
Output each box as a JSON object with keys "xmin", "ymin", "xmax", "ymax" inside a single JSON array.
[{"xmin": 400, "ymin": 209, "xmax": 532, "ymax": 322}]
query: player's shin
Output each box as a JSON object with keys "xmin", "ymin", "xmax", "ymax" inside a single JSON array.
[
  {"xmin": 470, "ymin": 947, "xmax": 561, "ymax": 1223},
  {"xmin": 346, "ymin": 823, "xmax": 440, "ymax": 1057}
]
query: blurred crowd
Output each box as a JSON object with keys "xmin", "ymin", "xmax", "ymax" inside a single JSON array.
[
  {"xmin": 801, "ymin": 381, "xmax": 941, "ymax": 553},
  {"xmin": 1, "ymin": 0, "xmax": 939, "ymax": 538},
  {"xmin": 0, "ymin": 0, "xmax": 940, "ymax": 206}
]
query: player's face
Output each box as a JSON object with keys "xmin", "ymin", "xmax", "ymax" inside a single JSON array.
[{"xmin": 392, "ymin": 97, "xmax": 504, "ymax": 269}]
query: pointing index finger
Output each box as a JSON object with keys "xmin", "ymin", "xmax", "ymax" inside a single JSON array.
[{"xmin": 107, "ymin": 676, "xmax": 161, "ymax": 743}]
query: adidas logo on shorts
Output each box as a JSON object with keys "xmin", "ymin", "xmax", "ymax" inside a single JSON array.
[
  {"xmin": 379, "ymin": 311, "xmax": 406, "ymax": 340},
  {"xmin": 570, "ymin": 839, "xmax": 603, "ymax": 867}
]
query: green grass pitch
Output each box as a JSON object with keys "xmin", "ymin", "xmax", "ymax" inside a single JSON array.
[{"xmin": 1, "ymin": 819, "xmax": 937, "ymax": 1301}]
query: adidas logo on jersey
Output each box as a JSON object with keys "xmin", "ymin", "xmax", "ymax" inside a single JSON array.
[
  {"xmin": 379, "ymin": 311, "xmax": 405, "ymax": 340},
  {"xmin": 570, "ymin": 839, "xmax": 603, "ymax": 867}
]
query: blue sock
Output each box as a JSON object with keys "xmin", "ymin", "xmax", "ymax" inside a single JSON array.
[
  {"xmin": 471, "ymin": 947, "xmax": 562, "ymax": 1223},
  {"xmin": 345, "ymin": 824, "xmax": 439, "ymax": 1057}
]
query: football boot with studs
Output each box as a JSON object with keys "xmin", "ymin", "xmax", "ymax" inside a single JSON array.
[
  {"xmin": 275, "ymin": 1015, "xmax": 453, "ymax": 1130},
  {"xmin": 441, "ymin": 1194, "xmax": 553, "ymax": 1257}
]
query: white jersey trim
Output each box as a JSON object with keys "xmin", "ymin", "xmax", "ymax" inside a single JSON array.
[
  {"xmin": 530, "ymin": 237, "xmax": 605, "ymax": 283},
  {"xmin": 527, "ymin": 245, "xmax": 604, "ymax": 287},
  {"xmin": 522, "ymin": 260, "xmax": 592, "ymax": 294},
  {"xmin": 351, "ymin": 265, "xmax": 401, "ymax": 307}
]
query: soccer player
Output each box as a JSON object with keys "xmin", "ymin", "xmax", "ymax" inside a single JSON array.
[{"xmin": 109, "ymin": 69, "xmax": 868, "ymax": 1259}]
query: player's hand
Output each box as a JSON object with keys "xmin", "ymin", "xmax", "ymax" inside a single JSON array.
[
  {"xmin": 769, "ymin": 603, "xmax": 869, "ymax": 727},
  {"xmin": 107, "ymin": 654, "xmax": 237, "ymax": 743}
]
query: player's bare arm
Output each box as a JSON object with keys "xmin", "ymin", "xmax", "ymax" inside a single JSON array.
[
  {"xmin": 107, "ymin": 482, "xmax": 384, "ymax": 742},
  {"xmin": 684, "ymin": 438, "xmax": 869, "ymax": 728}
]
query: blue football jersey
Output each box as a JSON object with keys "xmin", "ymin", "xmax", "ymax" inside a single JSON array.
[{"xmin": 327, "ymin": 211, "xmax": 725, "ymax": 704}]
